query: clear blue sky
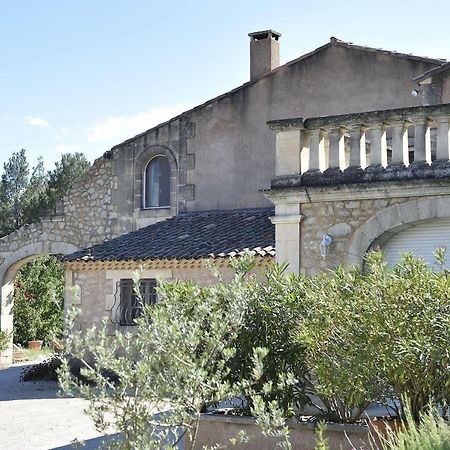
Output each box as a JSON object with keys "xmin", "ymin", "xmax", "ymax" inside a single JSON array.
[{"xmin": 1, "ymin": 0, "xmax": 449, "ymax": 171}]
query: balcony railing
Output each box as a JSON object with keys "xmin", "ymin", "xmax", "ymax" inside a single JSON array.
[{"xmin": 268, "ymin": 103, "xmax": 450, "ymax": 187}]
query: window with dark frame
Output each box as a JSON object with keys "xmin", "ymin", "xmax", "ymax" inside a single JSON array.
[
  {"xmin": 111, "ymin": 279, "xmax": 158, "ymax": 326},
  {"xmin": 144, "ymin": 156, "xmax": 170, "ymax": 208}
]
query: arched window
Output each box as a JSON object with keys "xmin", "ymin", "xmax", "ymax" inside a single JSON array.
[{"xmin": 144, "ymin": 156, "xmax": 170, "ymax": 208}]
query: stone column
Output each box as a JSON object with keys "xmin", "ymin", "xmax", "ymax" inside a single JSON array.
[
  {"xmin": 270, "ymin": 204, "xmax": 302, "ymax": 274},
  {"xmin": 328, "ymin": 127, "xmax": 347, "ymax": 169},
  {"xmin": 435, "ymin": 116, "xmax": 450, "ymax": 161},
  {"xmin": 349, "ymin": 125, "xmax": 367, "ymax": 169},
  {"xmin": 412, "ymin": 118, "xmax": 432, "ymax": 164},
  {"xmin": 275, "ymin": 130, "xmax": 300, "ymax": 176},
  {"xmin": 0, "ymin": 269, "xmax": 14, "ymax": 368},
  {"xmin": 390, "ymin": 120, "xmax": 410, "ymax": 166},
  {"xmin": 370, "ymin": 122, "xmax": 388, "ymax": 167},
  {"xmin": 308, "ymin": 129, "xmax": 327, "ymax": 172}
]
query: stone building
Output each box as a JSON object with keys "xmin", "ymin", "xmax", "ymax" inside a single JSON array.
[{"xmin": 1, "ymin": 30, "xmax": 450, "ymax": 366}]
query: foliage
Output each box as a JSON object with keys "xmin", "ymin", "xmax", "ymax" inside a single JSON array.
[
  {"xmin": 0, "ymin": 330, "xmax": 11, "ymax": 352},
  {"xmin": 13, "ymin": 255, "xmax": 65, "ymax": 345},
  {"xmin": 372, "ymin": 403, "xmax": 450, "ymax": 450},
  {"xmin": 230, "ymin": 263, "xmax": 308, "ymax": 413},
  {"xmin": 296, "ymin": 257, "xmax": 389, "ymax": 422},
  {"xmin": 0, "ymin": 149, "xmax": 90, "ymax": 237},
  {"xmin": 58, "ymin": 256, "xmax": 294, "ymax": 449},
  {"xmin": 296, "ymin": 250, "xmax": 450, "ymax": 422},
  {"xmin": 45, "ymin": 153, "xmax": 91, "ymax": 213},
  {"xmin": 0, "ymin": 149, "xmax": 29, "ymax": 234}
]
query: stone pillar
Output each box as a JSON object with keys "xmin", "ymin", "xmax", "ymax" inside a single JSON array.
[
  {"xmin": 0, "ymin": 270, "xmax": 14, "ymax": 368},
  {"xmin": 390, "ymin": 120, "xmax": 410, "ymax": 166},
  {"xmin": 275, "ymin": 129, "xmax": 310, "ymax": 176},
  {"xmin": 370, "ymin": 123, "xmax": 388, "ymax": 167},
  {"xmin": 435, "ymin": 116, "xmax": 450, "ymax": 161},
  {"xmin": 328, "ymin": 127, "xmax": 347, "ymax": 169},
  {"xmin": 308, "ymin": 129, "xmax": 327, "ymax": 172},
  {"xmin": 349, "ymin": 125, "xmax": 367, "ymax": 169},
  {"xmin": 413, "ymin": 118, "xmax": 432, "ymax": 164},
  {"xmin": 270, "ymin": 204, "xmax": 302, "ymax": 274}
]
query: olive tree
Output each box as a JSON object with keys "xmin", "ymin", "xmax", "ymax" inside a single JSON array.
[{"xmin": 58, "ymin": 256, "xmax": 294, "ymax": 449}]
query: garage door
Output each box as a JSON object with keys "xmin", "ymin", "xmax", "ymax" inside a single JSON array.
[{"xmin": 382, "ymin": 218, "xmax": 450, "ymax": 268}]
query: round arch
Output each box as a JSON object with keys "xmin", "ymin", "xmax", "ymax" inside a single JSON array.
[
  {"xmin": 134, "ymin": 145, "xmax": 179, "ymax": 211},
  {"xmin": 0, "ymin": 240, "xmax": 79, "ymax": 368},
  {"xmin": 344, "ymin": 197, "xmax": 450, "ymax": 267}
]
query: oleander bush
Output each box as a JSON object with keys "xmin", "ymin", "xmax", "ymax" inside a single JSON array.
[{"xmin": 296, "ymin": 250, "xmax": 450, "ymax": 422}]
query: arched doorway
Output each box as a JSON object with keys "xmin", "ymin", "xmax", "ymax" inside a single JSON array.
[
  {"xmin": 377, "ymin": 217, "xmax": 450, "ymax": 268},
  {"xmin": 345, "ymin": 197, "xmax": 450, "ymax": 268},
  {"xmin": 0, "ymin": 241, "xmax": 79, "ymax": 368}
]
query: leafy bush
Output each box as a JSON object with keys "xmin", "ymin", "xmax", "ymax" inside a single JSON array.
[
  {"xmin": 59, "ymin": 257, "xmax": 294, "ymax": 449},
  {"xmin": 0, "ymin": 330, "xmax": 10, "ymax": 352},
  {"xmin": 13, "ymin": 255, "xmax": 64, "ymax": 345},
  {"xmin": 372, "ymin": 404, "xmax": 450, "ymax": 450},
  {"xmin": 230, "ymin": 263, "xmax": 308, "ymax": 413},
  {"xmin": 297, "ymin": 250, "xmax": 450, "ymax": 422}
]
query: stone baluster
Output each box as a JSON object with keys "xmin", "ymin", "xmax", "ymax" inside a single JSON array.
[
  {"xmin": 308, "ymin": 129, "xmax": 327, "ymax": 172},
  {"xmin": 390, "ymin": 120, "xmax": 411, "ymax": 166},
  {"xmin": 370, "ymin": 122, "xmax": 388, "ymax": 167},
  {"xmin": 328, "ymin": 127, "xmax": 347, "ymax": 170},
  {"xmin": 412, "ymin": 118, "xmax": 432, "ymax": 164},
  {"xmin": 349, "ymin": 125, "xmax": 368, "ymax": 169},
  {"xmin": 435, "ymin": 116, "xmax": 450, "ymax": 161},
  {"xmin": 300, "ymin": 130, "xmax": 310, "ymax": 174}
]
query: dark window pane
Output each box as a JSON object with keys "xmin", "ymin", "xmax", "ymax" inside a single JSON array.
[{"xmin": 145, "ymin": 156, "xmax": 170, "ymax": 207}]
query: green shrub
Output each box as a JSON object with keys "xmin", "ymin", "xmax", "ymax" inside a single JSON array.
[
  {"xmin": 230, "ymin": 263, "xmax": 308, "ymax": 413},
  {"xmin": 373, "ymin": 404, "xmax": 450, "ymax": 450},
  {"xmin": 13, "ymin": 255, "xmax": 64, "ymax": 345},
  {"xmin": 297, "ymin": 250, "xmax": 450, "ymax": 422},
  {"xmin": 0, "ymin": 330, "xmax": 10, "ymax": 352},
  {"xmin": 296, "ymin": 258, "xmax": 388, "ymax": 422},
  {"xmin": 59, "ymin": 257, "xmax": 294, "ymax": 449}
]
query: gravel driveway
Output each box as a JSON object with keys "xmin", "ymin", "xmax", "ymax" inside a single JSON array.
[{"xmin": 0, "ymin": 360, "xmax": 114, "ymax": 450}]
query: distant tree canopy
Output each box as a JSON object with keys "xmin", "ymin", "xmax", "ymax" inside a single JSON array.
[{"xmin": 0, "ymin": 149, "xmax": 90, "ymax": 237}]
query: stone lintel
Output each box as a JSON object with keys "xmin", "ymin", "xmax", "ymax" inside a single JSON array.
[
  {"xmin": 269, "ymin": 214, "xmax": 303, "ymax": 224},
  {"xmin": 266, "ymin": 178, "xmax": 450, "ymax": 204},
  {"xmin": 267, "ymin": 118, "xmax": 305, "ymax": 131},
  {"xmin": 267, "ymin": 103, "xmax": 450, "ymax": 132}
]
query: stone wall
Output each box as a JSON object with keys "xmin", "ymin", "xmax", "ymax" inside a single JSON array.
[
  {"xmin": 65, "ymin": 261, "xmax": 271, "ymax": 332},
  {"xmin": 268, "ymin": 180, "xmax": 450, "ymax": 275}
]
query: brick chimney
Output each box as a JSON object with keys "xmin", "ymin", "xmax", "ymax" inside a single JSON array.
[{"xmin": 248, "ymin": 30, "xmax": 281, "ymax": 81}]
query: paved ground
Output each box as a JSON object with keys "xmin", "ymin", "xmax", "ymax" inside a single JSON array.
[{"xmin": 0, "ymin": 360, "xmax": 115, "ymax": 450}]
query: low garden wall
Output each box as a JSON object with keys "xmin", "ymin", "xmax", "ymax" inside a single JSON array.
[{"xmin": 186, "ymin": 414, "xmax": 372, "ymax": 449}]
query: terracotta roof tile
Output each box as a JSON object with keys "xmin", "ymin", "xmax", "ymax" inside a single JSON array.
[{"xmin": 64, "ymin": 208, "xmax": 275, "ymax": 263}]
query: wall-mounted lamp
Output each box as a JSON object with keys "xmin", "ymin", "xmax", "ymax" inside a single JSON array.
[{"xmin": 319, "ymin": 234, "xmax": 333, "ymax": 259}]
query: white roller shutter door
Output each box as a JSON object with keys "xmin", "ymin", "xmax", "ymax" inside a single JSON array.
[{"xmin": 382, "ymin": 218, "xmax": 450, "ymax": 269}]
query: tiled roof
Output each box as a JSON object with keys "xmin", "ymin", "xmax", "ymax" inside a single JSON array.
[{"xmin": 64, "ymin": 208, "xmax": 275, "ymax": 263}]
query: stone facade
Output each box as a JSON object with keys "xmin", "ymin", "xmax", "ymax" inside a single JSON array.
[
  {"xmin": 1, "ymin": 33, "xmax": 449, "ymax": 366},
  {"xmin": 65, "ymin": 262, "xmax": 270, "ymax": 332},
  {"xmin": 266, "ymin": 104, "xmax": 450, "ymax": 275}
]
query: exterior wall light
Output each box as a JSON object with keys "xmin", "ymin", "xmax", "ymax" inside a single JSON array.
[{"xmin": 319, "ymin": 234, "xmax": 333, "ymax": 258}]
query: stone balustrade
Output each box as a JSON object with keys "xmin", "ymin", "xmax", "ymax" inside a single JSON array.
[{"xmin": 268, "ymin": 103, "xmax": 450, "ymax": 187}]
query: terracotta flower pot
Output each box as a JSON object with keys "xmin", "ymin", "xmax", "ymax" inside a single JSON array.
[{"xmin": 27, "ymin": 340, "xmax": 43, "ymax": 350}]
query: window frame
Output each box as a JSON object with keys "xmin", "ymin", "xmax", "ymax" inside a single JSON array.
[
  {"xmin": 111, "ymin": 278, "xmax": 158, "ymax": 326},
  {"xmin": 142, "ymin": 155, "xmax": 171, "ymax": 209}
]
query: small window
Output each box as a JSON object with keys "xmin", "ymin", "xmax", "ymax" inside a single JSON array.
[
  {"xmin": 144, "ymin": 156, "xmax": 170, "ymax": 208},
  {"xmin": 111, "ymin": 279, "xmax": 157, "ymax": 326}
]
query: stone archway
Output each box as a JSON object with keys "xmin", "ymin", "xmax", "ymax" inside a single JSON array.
[
  {"xmin": 345, "ymin": 197, "xmax": 450, "ymax": 267},
  {"xmin": 0, "ymin": 220, "xmax": 79, "ymax": 368}
]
